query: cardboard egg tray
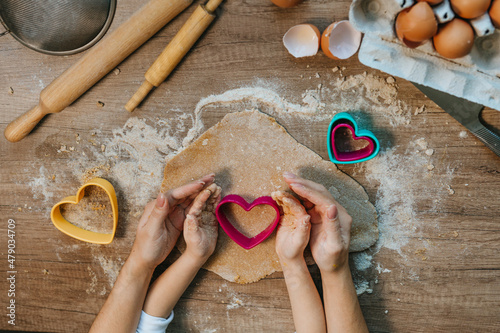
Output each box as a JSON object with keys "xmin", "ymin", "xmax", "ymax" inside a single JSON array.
[{"xmin": 349, "ymin": 0, "xmax": 500, "ymax": 111}]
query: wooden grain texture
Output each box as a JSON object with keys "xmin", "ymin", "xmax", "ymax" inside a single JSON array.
[
  {"xmin": 126, "ymin": 3, "xmax": 216, "ymax": 111},
  {"xmin": 4, "ymin": 0, "xmax": 193, "ymax": 142},
  {"xmin": 1, "ymin": 0, "xmax": 500, "ymax": 332}
]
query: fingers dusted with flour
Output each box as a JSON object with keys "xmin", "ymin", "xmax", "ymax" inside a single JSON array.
[
  {"xmin": 165, "ymin": 173, "xmax": 215, "ymax": 206},
  {"xmin": 310, "ymin": 203, "xmax": 351, "ymax": 272},
  {"xmin": 165, "ymin": 173, "xmax": 215, "ymax": 231},
  {"xmin": 282, "ymin": 171, "xmax": 352, "ymax": 272},
  {"xmin": 142, "ymin": 183, "xmax": 222, "ymax": 320},
  {"xmin": 281, "ymin": 172, "xmax": 368, "ymax": 333},
  {"xmin": 184, "ymin": 183, "xmax": 222, "ymax": 261},
  {"xmin": 272, "ymin": 190, "xmax": 327, "ymax": 333},
  {"xmin": 283, "ymin": 172, "xmax": 348, "ymax": 214},
  {"xmin": 272, "ymin": 191, "xmax": 311, "ymax": 262},
  {"xmin": 89, "ymin": 176, "xmax": 218, "ymax": 333},
  {"xmin": 146, "ymin": 193, "xmax": 170, "ymax": 229},
  {"xmin": 130, "ymin": 174, "xmax": 218, "ymax": 272}
]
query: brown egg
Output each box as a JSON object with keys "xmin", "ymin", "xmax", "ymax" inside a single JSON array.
[
  {"xmin": 395, "ymin": 2, "xmax": 438, "ymax": 47},
  {"xmin": 416, "ymin": 0, "xmax": 444, "ymax": 5},
  {"xmin": 433, "ymin": 19, "xmax": 475, "ymax": 58},
  {"xmin": 491, "ymin": 0, "xmax": 500, "ymax": 28},
  {"xmin": 271, "ymin": 0, "xmax": 303, "ymax": 8},
  {"xmin": 450, "ymin": 0, "xmax": 491, "ymax": 19}
]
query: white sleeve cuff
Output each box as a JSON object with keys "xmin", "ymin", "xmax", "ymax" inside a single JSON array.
[{"xmin": 136, "ymin": 310, "xmax": 174, "ymax": 333}]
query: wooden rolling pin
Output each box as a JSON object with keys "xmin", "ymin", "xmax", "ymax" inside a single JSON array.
[
  {"xmin": 4, "ymin": 0, "xmax": 193, "ymax": 143},
  {"xmin": 125, "ymin": 0, "xmax": 223, "ymax": 112}
]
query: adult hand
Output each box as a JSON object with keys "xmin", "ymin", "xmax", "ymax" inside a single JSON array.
[
  {"xmin": 183, "ymin": 183, "xmax": 222, "ymax": 263},
  {"xmin": 272, "ymin": 191, "xmax": 311, "ymax": 265},
  {"xmin": 283, "ymin": 172, "xmax": 352, "ymax": 273},
  {"xmin": 129, "ymin": 174, "xmax": 215, "ymax": 271}
]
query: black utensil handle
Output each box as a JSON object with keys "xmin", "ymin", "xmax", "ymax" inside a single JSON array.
[{"xmin": 473, "ymin": 126, "xmax": 500, "ymax": 157}]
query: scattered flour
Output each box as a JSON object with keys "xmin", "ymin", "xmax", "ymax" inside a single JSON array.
[
  {"xmin": 352, "ymin": 251, "xmax": 373, "ymax": 272},
  {"xmin": 353, "ymin": 280, "xmax": 373, "ymax": 295},
  {"xmin": 375, "ymin": 263, "xmax": 392, "ymax": 274},
  {"xmin": 363, "ymin": 142, "xmax": 453, "ymax": 256},
  {"xmin": 226, "ymin": 296, "xmax": 244, "ymax": 310},
  {"xmin": 447, "ymin": 185, "xmax": 455, "ymax": 195},
  {"xmin": 26, "ymin": 71, "xmax": 452, "ymax": 301},
  {"xmin": 50, "ymin": 111, "xmax": 195, "ymax": 210},
  {"xmin": 414, "ymin": 105, "xmax": 426, "ymax": 115},
  {"xmin": 185, "ymin": 72, "xmax": 410, "ymax": 147},
  {"xmin": 86, "ymin": 266, "xmax": 98, "ymax": 294},
  {"xmin": 95, "ymin": 255, "xmax": 124, "ymax": 288},
  {"xmin": 29, "ymin": 72, "xmax": 409, "ymax": 211},
  {"xmin": 28, "ymin": 166, "xmax": 54, "ymax": 203}
]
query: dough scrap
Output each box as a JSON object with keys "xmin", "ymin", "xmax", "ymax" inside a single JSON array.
[{"xmin": 162, "ymin": 110, "xmax": 378, "ymax": 283}]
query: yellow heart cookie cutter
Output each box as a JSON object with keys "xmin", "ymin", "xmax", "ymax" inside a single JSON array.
[{"xmin": 50, "ymin": 178, "xmax": 118, "ymax": 244}]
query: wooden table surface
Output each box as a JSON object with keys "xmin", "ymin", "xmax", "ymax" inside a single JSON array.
[{"xmin": 1, "ymin": 0, "xmax": 500, "ymax": 332}]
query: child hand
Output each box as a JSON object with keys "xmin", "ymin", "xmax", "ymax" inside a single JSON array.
[
  {"xmin": 283, "ymin": 172, "xmax": 352, "ymax": 273},
  {"xmin": 183, "ymin": 183, "xmax": 222, "ymax": 263},
  {"xmin": 272, "ymin": 191, "xmax": 311, "ymax": 265},
  {"xmin": 130, "ymin": 174, "xmax": 216, "ymax": 271}
]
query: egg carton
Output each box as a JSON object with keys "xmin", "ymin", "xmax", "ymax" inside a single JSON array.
[{"xmin": 349, "ymin": 0, "xmax": 500, "ymax": 111}]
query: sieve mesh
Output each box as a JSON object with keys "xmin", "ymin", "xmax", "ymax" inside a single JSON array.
[{"xmin": 0, "ymin": 0, "xmax": 116, "ymax": 55}]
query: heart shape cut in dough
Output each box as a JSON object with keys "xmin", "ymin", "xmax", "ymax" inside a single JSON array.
[
  {"xmin": 215, "ymin": 195, "xmax": 281, "ymax": 250},
  {"xmin": 50, "ymin": 178, "xmax": 118, "ymax": 244},
  {"xmin": 327, "ymin": 112, "xmax": 380, "ymax": 164}
]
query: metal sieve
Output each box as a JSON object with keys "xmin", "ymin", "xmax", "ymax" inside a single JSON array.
[{"xmin": 0, "ymin": 0, "xmax": 116, "ymax": 55}]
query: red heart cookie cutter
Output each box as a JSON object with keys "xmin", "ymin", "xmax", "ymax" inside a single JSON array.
[
  {"xmin": 215, "ymin": 195, "xmax": 281, "ymax": 250},
  {"xmin": 327, "ymin": 112, "xmax": 380, "ymax": 164},
  {"xmin": 331, "ymin": 123, "xmax": 375, "ymax": 162}
]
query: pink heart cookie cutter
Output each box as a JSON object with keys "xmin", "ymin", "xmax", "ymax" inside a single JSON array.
[
  {"xmin": 215, "ymin": 195, "xmax": 281, "ymax": 250},
  {"xmin": 327, "ymin": 112, "xmax": 380, "ymax": 164},
  {"xmin": 331, "ymin": 123, "xmax": 375, "ymax": 162}
]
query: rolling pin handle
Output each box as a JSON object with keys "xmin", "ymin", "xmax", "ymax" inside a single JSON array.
[
  {"xmin": 4, "ymin": 104, "xmax": 47, "ymax": 142},
  {"xmin": 205, "ymin": 0, "xmax": 223, "ymax": 12},
  {"xmin": 125, "ymin": 80, "xmax": 155, "ymax": 112}
]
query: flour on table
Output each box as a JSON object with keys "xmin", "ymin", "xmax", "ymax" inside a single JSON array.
[
  {"xmin": 359, "ymin": 139, "xmax": 455, "ymax": 268},
  {"xmin": 28, "ymin": 166, "xmax": 55, "ymax": 203},
  {"xmin": 95, "ymin": 254, "xmax": 124, "ymax": 289},
  {"xmin": 227, "ymin": 296, "xmax": 244, "ymax": 310},
  {"xmin": 164, "ymin": 111, "xmax": 378, "ymax": 283},
  {"xmin": 59, "ymin": 185, "xmax": 114, "ymax": 234},
  {"xmin": 26, "ymin": 70, "xmax": 452, "ymax": 296}
]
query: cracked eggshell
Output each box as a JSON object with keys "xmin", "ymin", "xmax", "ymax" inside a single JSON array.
[
  {"xmin": 321, "ymin": 21, "xmax": 362, "ymax": 60},
  {"xmin": 271, "ymin": 0, "xmax": 303, "ymax": 8},
  {"xmin": 396, "ymin": 8, "xmax": 425, "ymax": 47},
  {"xmin": 450, "ymin": 0, "xmax": 491, "ymax": 19},
  {"xmin": 433, "ymin": 18, "xmax": 474, "ymax": 58},
  {"xmin": 395, "ymin": 2, "xmax": 438, "ymax": 46},
  {"xmin": 283, "ymin": 24, "xmax": 320, "ymax": 58}
]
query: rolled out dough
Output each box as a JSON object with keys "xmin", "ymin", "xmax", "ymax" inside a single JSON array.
[{"xmin": 162, "ymin": 110, "xmax": 378, "ymax": 283}]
